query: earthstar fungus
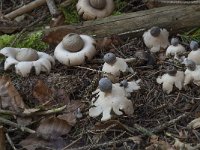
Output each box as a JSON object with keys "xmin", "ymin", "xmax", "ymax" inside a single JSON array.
[
  {"xmin": 54, "ymin": 33, "xmax": 96, "ymax": 66},
  {"xmin": 76, "ymin": 0, "xmax": 115, "ymax": 20},
  {"xmin": 0, "ymin": 47, "xmax": 55, "ymax": 77},
  {"xmin": 156, "ymin": 66, "xmax": 184, "ymax": 94},
  {"xmin": 143, "ymin": 26, "xmax": 169, "ymax": 53},
  {"xmin": 89, "ymin": 78, "xmax": 134, "ymax": 121}
]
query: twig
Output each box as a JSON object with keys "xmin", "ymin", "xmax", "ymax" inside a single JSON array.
[
  {"xmin": 62, "ymin": 136, "xmax": 82, "ymax": 150},
  {"xmin": 60, "ymin": 0, "xmax": 72, "ymax": 7},
  {"xmin": 111, "ymin": 43, "xmax": 126, "ymax": 58},
  {"xmin": 0, "ymin": 117, "xmax": 35, "ymax": 134},
  {"xmin": 46, "ymin": 0, "xmax": 60, "ymax": 17},
  {"xmin": 74, "ymin": 66, "xmax": 105, "ymax": 74},
  {"xmin": 5, "ymin": 0, "xmax": 46, "ymax": 19},
  {"xmin": 66, "ymin": 138, "xmax": 134, "ymax": 150},
  {"xmin": 6, "ymin": 133, "xmax": 17, "ymax": 150},
  {"xmin": 31, "ymin": 105, "xmax": 66, "ymax": 116},
  {"xmin": 152, "ymin": 112, "xmax": 190, "ymax": 133},
  {"xmin": 134, "ymin": 124, "xmax": 154, "ymax": 136},
  {"xmin": 0, "ymin": 105, "xmax": 66, "ymax": 117}
]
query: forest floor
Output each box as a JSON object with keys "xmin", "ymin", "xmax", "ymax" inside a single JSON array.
[{"xmin": 0, "ymin": 0, "xmax": 200, "ymax": 150}]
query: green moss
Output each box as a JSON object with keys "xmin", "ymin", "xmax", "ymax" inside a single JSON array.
[
  {"xmin": 0, "ymin": 31, "xmax": 48, "ymax": 50},
  {"xmin": 60, "ymin": 0, "xmax": 80, "ymax": 24},
  {"xmin": 113, "ymin": 0, "xmax": 127, "ymax": 15},
  {"xmin": 179, "ymin": 28, "xmax": 200, "ymax": 43},
  {"xmin": 0, "ymin": 34, "xmax": 15, "ymax": 48}
]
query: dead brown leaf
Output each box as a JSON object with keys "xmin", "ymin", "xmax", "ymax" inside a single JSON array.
[
  {"xmin": 42, "ymin": 26, "xmax": 77, "ymax": 45},
  {"xmin": 20, "ymin": 134, "xmax": 66, "ymax": 150},
  {"xmin": 36, "ymin": 114, "xmax": 76, "ymax": 140},
  {"xmin": 146, "ymin": 135, "xmax": 174, "ymax": 150},
  {"xmin": 33, "ymin": 80, "xmax": 53, "ymax": 105},
  {"xmin": 0, "ymin": 126, "xmax": 6, "ymax": 150},
  {"xmin": 0, "ymin": 76, "xmax": 25, "ymax": 113},
  {"xmin": 173, "ymin": 138, "xmax": 195, "ymax": 150},
  {"xmin": 187, "ymin": 117, "xmax": 200, "ymax": 129}
]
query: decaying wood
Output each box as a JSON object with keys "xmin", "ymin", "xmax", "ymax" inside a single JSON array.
[
  {"xmin": 44, "ymin": 5, "xmax": 200, "ymax": 44},
  {"xmin": 5, "ymin": 0, "xmax": 46, "ymax": 19},
  {"xmin": 144, "ymin": 0, "xmax": 200, "ymax": 8}
]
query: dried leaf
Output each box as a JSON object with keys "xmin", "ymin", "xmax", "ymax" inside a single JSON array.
[
  {"xmin": 173, "ymin": 138, "xmax": 195, "ymax": 150},
  {"xmin": 33, "ymin": 80, "xmax": 53, "ymax": 105},
  {"xmin": 0, "ymin": 76, "xmax": 25, "ymax": 112},
  {"xmin": 128, "ymin": 136, "xmax": 142, "ymax": 144},
  {"xmin": 187, "ymin": 117, "xmax": 200, "ymax": 129},
  {"xmin": 0, "ymin": 126, "xmax": 6, "ymax": 150},
  {"xmin": 43, "ymin": 26, "xmax": 77, "ymax": 45},
  {"xmin": 36, "ymin": 115, "xmax": 75, "ymax": 140},
  {"xmin": 146, "ymin": 135, "xmax": 174, "ymax": 150},
  {"xmin": 20, "ymin": 134, "xmax": 66, "ymax": 150},
  {"xmin": 17, "ymin": 117, "xmax": 32, "ymax": 126}
]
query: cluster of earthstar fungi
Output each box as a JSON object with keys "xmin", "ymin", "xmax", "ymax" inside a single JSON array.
[
  {"xmin": 143, "ymin": 27, "xmax": 200, "ymax": 94},
  {"xmin": 0, "ymin": 0, "xmax": 199, "ymax": 121}
]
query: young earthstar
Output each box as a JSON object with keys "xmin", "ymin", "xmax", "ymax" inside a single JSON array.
[
  {"xmin": 156, "ymin": 66, "xmax": 184, "ymax": 94},
  {"xmin": 166, "ymin": 38, "xmax": 186, "ymax": 60},
  {"xmin": 183, "ymin": 58, "xmax": 200, "ymax": 86},
  {"xmin": 102, "ymin": 53, "xmax": 134, "ymax": 82},
  {"xmin": 143, "ymin": 26, "xmax": 169, "ymax": 53},
  {"xmin": 89, "ymin": 78, "xmax": 134, "ymax": 121},
  {"xmin": 0, "ymin": 47, "xmax": 55, "ymax": 77},
  {"xmin": 188, "ymin": 41, "xmax": 200, "ymax": 65},
  {"xmin": 76, "ymin": 0, "xmax": 115, "ymax": 20},
  {"xmin": 54, "ymin": 33, "xmax": 96, "ymax": 66},
  {"xmin": 118, "ymin": 79, "xmax": 141, "ymax": 97}
]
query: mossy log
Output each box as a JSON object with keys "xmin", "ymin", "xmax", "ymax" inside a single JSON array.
[{"xmin": 43, "ymin": 5, "xmax": 200, "ymax": 44}]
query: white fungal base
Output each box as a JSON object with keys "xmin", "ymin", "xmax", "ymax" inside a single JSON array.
[
  {"xmin": 102, "ymin": 57, "xmax": 134, "ymax": 82},
  {"xmin": 76, "ymin": 0, "xmax": 115, "ymax": 20},
  {"xmin": 184, "ymin": 65, "xmax": 200, "ymax": 86},
  {"xmin": 188, "ymin": 49, "xmax": 200, "ymax": 65},
  {"xmin": 0, "ymin": 47, "xmax": 55, "ymax": 77},
  {"xmin": 89, "ymin": 84, "xmax": 134, "ymax": 121},
  {"xmin": 143, "ymin": 28, "xmax": 169, "ymax": 53},
  {"xmin": 166, "ymin": 44, "xmax": 186, "ymax": 60},
  {"xmin": 54, "ymin": 35, "xmax": 96, "ymax": 66},
  {"xmin": 156, "ymin": 71, "xmax": 184, "ymax": 94}
]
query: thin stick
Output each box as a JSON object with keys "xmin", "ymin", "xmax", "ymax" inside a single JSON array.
[
  {"xmin": 46, "ymin": 0, "xmax": 60, "ymax": 17},
  {"xmin": 6, "ymin": 133, "xmax": 17, "ymax": 150},
  {"xmin": 152, "ymin": 112, "xmax": 190, "ymax": 133},
  {"xmin": 5, "ymin": 0, "xmax": 46, "ymax": 19},
  {"xmin": 67, "ymin": 138, "xmax": 134, "ymax": 150},
  {"xmin": 0, "ymin": 105, "xmax": 66, "ymax": 117},
  {"xmin": 0, "ymin": 117, "xmax": 35, "ymax": 134}
]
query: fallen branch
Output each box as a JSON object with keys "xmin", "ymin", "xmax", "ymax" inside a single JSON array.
[
  {"xmin": 144, "ymin": 0, "xmax": 200, "ymax": 5},
  {"xmin": 5, "ymin": 0, "xmax": 46, "ymax": 19},
  {"xmin": 44, "ymin": 5, "xmax": 200, "ymax": 44}
]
